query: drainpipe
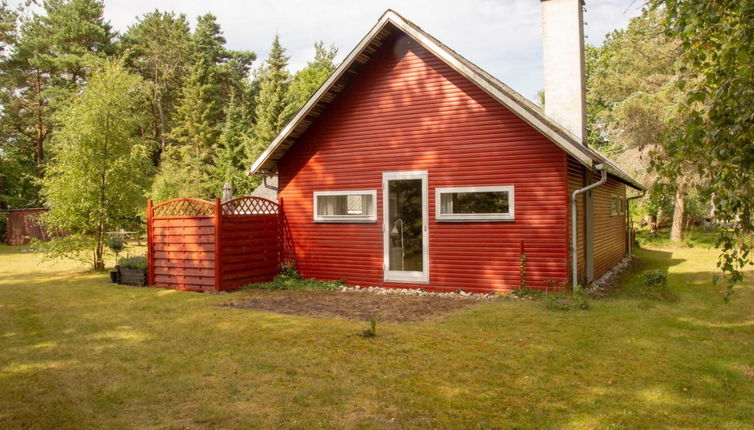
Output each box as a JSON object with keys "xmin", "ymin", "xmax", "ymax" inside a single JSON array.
[
  {"xmin": 571, "ymin": 163, "xmax": 607, "ymax": 290},
  {"xmin": 626, "ymin": 190, "xmax": 646, "ymax": 256}
]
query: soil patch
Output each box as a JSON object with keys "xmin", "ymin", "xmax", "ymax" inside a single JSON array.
[{"xmin": 220, "ymin": 290, "xmax": 489, "ymax": 323}]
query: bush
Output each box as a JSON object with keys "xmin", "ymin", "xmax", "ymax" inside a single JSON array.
[
  {"xmin": 117, "ymin": 256, "xmax": 147, "ymax": 271},
  {"xmin": 107, "ymin": 235, "xmax": 125, "ymax": 255},
  {"xmin": 636, "ymin": 269, "xmax": 676, "ymax": 301},
  {"xmin": 544, "ymin": 290, "xmax": 590, "ymax": 311}
]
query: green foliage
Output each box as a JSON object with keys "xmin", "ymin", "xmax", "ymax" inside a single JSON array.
[
  {"xmin": 39, "ymin": 60, "xmax": 152, "ymax": 269},
  {"xmin": 122, "ymin": 10, "xmax": 193, "ymax": 152},
  {"xmin": 279, "ymin": 260, "xmax": 300, "ymax": 280},
  {"xmin": 283, "ymin": 41, "xmax": 337, "ymax": 121},
  {"xmin": 0, "ymin": 0, "xmax": 115, "ymax": 208},
  {"xmin": 211, "ymin": 94, "xmax": 258, "ymax": 196},
  {"xmin": 244, "ymin": 275, "xmax": 344, "ymax": 292},
  {"xmin": 509, "ymin": 286, "xmax": 546, "ymax": 300},
  {"xmin": 248, "ymin": 35, "xmax": 291, "ymax": 163},
  {"xmin": 544, "ymin": 290, "xmax": 591, "ymax": 312},
  {"xmin": 586, "ymin": 8, "xmax": 680, "ymax": 153},
  {"xmin": 636, "ymin": 269, "xmax": 677, "ymax": 301},
  {"xmin": 360, "ymin": 317, "xmax": 378, "ymax": 338},
  {"xmin": 649, "ymin": 0, "xmax": 754, "ymax": 299},
  {"xmin": 106, "ymin": 235, "xmax": 124, "ymax": 255},
  {"xmin": 117, "ymin": 255, "xmax": 147, "ymax": 270}
]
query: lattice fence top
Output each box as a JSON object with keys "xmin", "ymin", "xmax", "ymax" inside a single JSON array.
[
  {"xmin": 221, "ymin": 196, "xmax": 278, "ymax": 215},
  {"xmin": 153, "ymin": 198, "xmax": 215, "ymax": 218}
]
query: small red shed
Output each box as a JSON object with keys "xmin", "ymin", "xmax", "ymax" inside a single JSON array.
[
  {"xmin": 248, "ymin": 9, "xmax": 644, "ymax": 293},
  {"xmin": 4, "ymin": 208, "xmax": 49, "ymax": 245}
]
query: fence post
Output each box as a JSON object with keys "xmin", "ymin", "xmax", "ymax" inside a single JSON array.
[
  {"xmin": 214, "ymin": 197, "xmax": 222, "ymax": 292},
  {"xmin": 278, "ymin": 197, "xmax": 284, "ymax": 267},
  {"xmin": 146, "ymin": 200, "xmax": 155, "ymax": 286}
]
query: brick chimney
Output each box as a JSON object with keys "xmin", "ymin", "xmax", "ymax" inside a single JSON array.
[{"xmin": 541, "ymin": 0, "xmax": 586, "ymax": 143}]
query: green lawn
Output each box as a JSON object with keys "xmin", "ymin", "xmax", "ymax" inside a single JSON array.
[{"xmin": 0, "ymin": 241, "xmax": 752, "ymax": 429}]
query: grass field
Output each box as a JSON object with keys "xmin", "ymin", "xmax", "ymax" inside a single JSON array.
[{"xmin": 0, "ymin": 239, "xmax": 752, "ymax": 429}]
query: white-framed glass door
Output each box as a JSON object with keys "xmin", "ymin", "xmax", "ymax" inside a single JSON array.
[{"xmin": 382, "ymin": 171, "xmax": 428, "ymax": 283}]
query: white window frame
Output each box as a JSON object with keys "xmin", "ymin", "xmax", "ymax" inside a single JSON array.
[
  {"xmin": 313, "ymin": 190, "xmax": 377, "ymax": 223},
  {"xmin": 435, "ymin": 185, "xmax": 515, "ymax": 222}
]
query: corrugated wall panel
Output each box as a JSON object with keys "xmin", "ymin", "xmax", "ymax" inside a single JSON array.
[{"xmin": 277, "ymin": 32, "xmax": 570, "ymax": 292}]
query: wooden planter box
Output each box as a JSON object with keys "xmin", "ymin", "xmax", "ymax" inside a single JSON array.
[{"xmin": 118, "ymin": 267, "xmax": 147, "ymax": 286}]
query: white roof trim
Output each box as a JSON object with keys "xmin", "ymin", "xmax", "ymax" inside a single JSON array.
[{"xmin": 248, "ymin": 10, "xmax": 644, "ymax": 191}]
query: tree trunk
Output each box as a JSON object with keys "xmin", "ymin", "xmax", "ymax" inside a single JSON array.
[
  {"xmin": 34, "ymin": 70, "xmax": 45, "ymax": 167},
  {"xmin": 670, "ymin": 180, "xmax": 686, "ymax": 242}
]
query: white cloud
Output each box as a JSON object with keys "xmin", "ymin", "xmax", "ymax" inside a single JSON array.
[{"xmin": 12, "ymin": 0, "xmax": 645, "ymax": 101}]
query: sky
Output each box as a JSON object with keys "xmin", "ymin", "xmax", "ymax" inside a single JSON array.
[{"xmin": 14, "ymin": 0, "xmax": 646, "ymax": 102}]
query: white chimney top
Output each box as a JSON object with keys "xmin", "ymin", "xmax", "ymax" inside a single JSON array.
[{"xmin": 541, "ymin": 0, "xmax": 587, "ymax": 143}]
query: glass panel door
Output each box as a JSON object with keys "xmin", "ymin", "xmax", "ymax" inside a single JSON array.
[{"xmin": 383, "ymin": 171, "xmax": 428, "ymax": 283}]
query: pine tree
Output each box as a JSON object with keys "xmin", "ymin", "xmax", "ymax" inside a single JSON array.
[
  {"xmin": 151, "ymin": 57, "xmax": 216, "ymax": 201},
  {"xmin": 123, "ymin": 11, "xmax": 193, "ymax": 157},
  {"xmin": 248, "ymin": 35, "xmax": 291, "ymax": 163},
  {"xmin": 2, "ymin": 0, "xmax": 114, "ymax": 169},
  {"xmin": 283, "ymin": 41, "xmax": 338, "ymax": 121},
  {"xmin": 212, "ymin": 93, "xmax": 257, "ymax": 196}
]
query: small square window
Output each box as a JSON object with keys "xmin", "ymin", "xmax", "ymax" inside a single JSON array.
[{"xmin": 313, "ymin": 190, "xmax": 376, "ymax": 223}]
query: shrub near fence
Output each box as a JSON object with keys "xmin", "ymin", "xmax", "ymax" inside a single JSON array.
[{"xmin": 147, "ymin": 196, "xmax": 280, "ymax": 292}]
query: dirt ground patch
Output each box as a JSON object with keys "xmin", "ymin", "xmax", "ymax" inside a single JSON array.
[{"xmin": 220, "ymin": 290, "xmax": 490, "ymax": 323}]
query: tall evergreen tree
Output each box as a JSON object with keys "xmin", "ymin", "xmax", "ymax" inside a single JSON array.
[
  {"xmin": 2, "ymin": 0, "xmax": 114, "ymax": 166},
  {"xmin": 212, "ymin": 94, "xmax": 255, "ymax": 196},
  {"xmin": 122, "ymin": 11, "xmax": 193, "ymax": 158},
  {"xmin": 283, "ymin": 41, "xmax": 337, "ymax": 121},
  {"xmin": 150, "ymin": 57, "xmax": 216, "ymax": 202},
  {"xmin": 248, "ymin": 35, "xmax": 291, "ymax": 164},
  {"xmin": 0, "ymin": 0, "xmax": 114, "ymax": 209}
]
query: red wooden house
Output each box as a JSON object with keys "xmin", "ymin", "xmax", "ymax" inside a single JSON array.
[{"xmin": 248, "ymin": 5, "xmax": 644, "ymax": 293}]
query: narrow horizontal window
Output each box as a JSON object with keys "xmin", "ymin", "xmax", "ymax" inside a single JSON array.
[
  {"xmin": 313, "ymin": 190, "xmax": 377, "ymax": 223},
  {"xmin": 436, "ymin": 186, "xmax": 514, "ymax": 221}
]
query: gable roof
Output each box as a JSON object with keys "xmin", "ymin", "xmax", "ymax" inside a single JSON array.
[{"xmin": 248, "ymin": 10, "xmax": 644, "ymax": 191}]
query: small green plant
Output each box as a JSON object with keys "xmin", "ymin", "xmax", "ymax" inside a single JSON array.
[
  {"xmin": 117, "ymin": 256, "xmax": 147, "ymax": 271},
  {"xmin": 520, "ymin": 252, "xmax": 527, "ymax": 288},
  {"xmin": 544, "ymin": 289, "xmax": 590, "ymax": 311},
  {"xmin": 280, "ymin": 260, "xmax": 300, "ymax": 280},
  {"xmin": 107, "ymin": 235, "xmax": 125, "ymax": 260},
  {"xmin": 361, "ymin": 317, "xmax": 377, "ymax": 338},
  {"xmin": 636, "ymin": 269, "xmax": 676, "ymax": 301},
  {"xmin": 510, "ymin": 286, "xmax": 545, "ymax": 300},
  {"xmin": 243, "ymin": 275, "xmax": 344, "ymax": 291}
]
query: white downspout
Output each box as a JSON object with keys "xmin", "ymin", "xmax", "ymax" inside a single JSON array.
[
  {"xmin": 571, "ymin": 164, "xmax": 607, "ymax": 290},
  {"xmin": 626, "ymin": 190, "xmax": 646, "ymax": 256}
]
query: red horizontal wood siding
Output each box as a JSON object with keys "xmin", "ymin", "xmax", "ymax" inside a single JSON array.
[
  {"xmin": 592, "ymin": 176, "xmax": 628, "ymax": 279},
  {"xmin": 567, "ymin": 156, "xmax": 587, "ymax": 284},
  {"xmin": 277, "ymin": 32, "xmax": 570, "ymax": 293}
]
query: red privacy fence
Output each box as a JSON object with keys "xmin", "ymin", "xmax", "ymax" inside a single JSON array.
[{"xmin": 147, "ymin": 196, "xmax": 280, "ymax": 292}]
